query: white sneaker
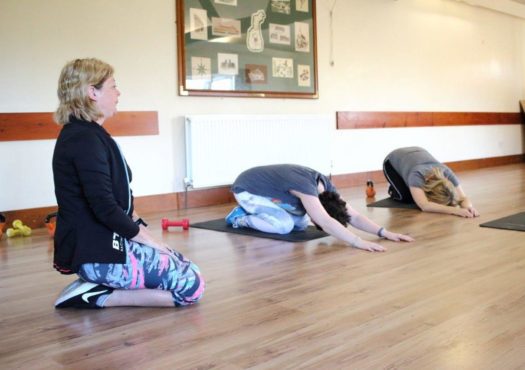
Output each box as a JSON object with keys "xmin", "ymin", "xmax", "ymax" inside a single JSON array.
[{"xmin": 55, "ymin": 279, "xmax": 113, "ymax": 309}]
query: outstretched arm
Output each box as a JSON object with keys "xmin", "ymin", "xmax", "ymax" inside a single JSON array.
[
  {"xmin": 456, "ymin": 185, "xmax": 480, "ymax": 217},
  {"xmin": 291, "ymin": 190, "xmax": 386, "ymax": 252},
  {"xmin": 410, "ymin": 186, "xmax": 479, "ymax": 218},
  {"xmin": 346, "ymin": 205, "xmax": 414, "ymax": 242}
]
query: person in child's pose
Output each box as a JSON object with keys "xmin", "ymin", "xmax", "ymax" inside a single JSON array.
[
  {"xmin": 383, "ymin": 146, "xmax": 479, "ymax": 218},
  {"xmin": 226, "ymin": 164, "xmax": 414, "ymax": 252}
]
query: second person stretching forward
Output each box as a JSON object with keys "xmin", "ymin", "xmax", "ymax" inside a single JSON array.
[
  {"xmin": 226, "ymin": 164, "xmax": 414, "ymax": 252},
  {"xmin": 383, "ymin": 147, "xmax": 479, "ymax": 218}
]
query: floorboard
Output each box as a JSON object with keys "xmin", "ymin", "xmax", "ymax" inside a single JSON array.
[{"xmin": 1, "ymin": 163, "xmax": 524, "ymax": 369}]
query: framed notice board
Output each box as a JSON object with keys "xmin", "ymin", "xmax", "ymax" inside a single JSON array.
[{"xmin": 176, "ymin": 0, "xmax": 318, "ymax": 98}]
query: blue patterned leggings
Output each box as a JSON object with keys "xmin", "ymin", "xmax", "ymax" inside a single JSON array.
[{"xmin": 78, "ymin": 240, "xmax": 205, "ymax": 307}]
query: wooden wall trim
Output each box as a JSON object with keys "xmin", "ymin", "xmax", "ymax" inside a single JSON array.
[
  {"xmin": 0, "ymin": 111, "xmax": 159, "ymax": 141},
  {"xmin": 331, "ymin": 154, "xmax": 525, "ymax": 188},
  {"xmin": 445, "ymin": 153, "xmax": 525, "ymax": 172},
  {"xmin": 1, "ymin": 206, "xmax": 59, "ymax": 233},
  {"xmin": 133, "ymin": 186, "xmax": 235, "ymax": 215},
  {"xmin": 1, "ymin": 154, "xmax": 522, "ymax": 231},
  {"xmin": 0, "ymin": 187, "xmax": 235, "ymax": 231},
  {"xmin": 336, "ymin": 111, "xmax": 522, "ymax": 129}
]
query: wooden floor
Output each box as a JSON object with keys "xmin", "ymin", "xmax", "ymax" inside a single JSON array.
[{"xmin": 1, "ymin": 163, "xmax": 524, "ymax": 370}]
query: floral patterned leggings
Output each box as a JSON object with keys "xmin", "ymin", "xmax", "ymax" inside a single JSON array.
[{"xmin": 78, "ymin": 240, "xmax": 205, "ymax": 307}]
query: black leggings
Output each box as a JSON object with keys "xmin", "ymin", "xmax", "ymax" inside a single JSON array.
[{"xmin": 382, "ymin": 160, "xmax": 415, "ymax": 204}]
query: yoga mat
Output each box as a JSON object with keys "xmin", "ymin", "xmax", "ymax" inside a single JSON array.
[
  {"xmin": 479, "ymin": 212, "xmax": 525, "ymax": 232},
  {"xmin": 366, "ymin": 197, "xmax": 420, "ymax": 209},
  {"xmin": 191, "ymin": 219, "xmax": 329, "ymax": 242}
]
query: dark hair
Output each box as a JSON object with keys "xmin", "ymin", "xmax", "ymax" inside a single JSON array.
[{"xmin": 317, "ymin": 191, "xmax": 351, "ymax": 229}]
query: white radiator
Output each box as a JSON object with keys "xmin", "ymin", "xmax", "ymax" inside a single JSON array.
[{"xmin": 185, "ymin": 114, "xmax": 333, "ymax": 188}]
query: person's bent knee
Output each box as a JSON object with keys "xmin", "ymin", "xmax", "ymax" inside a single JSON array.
[
  {"xmin": 172, "ymin": 266, "xmax": 205, "ymax": 306},
  {"xmin": 275, "ymin": 218, "xmax": 294, "ymax": 234}
]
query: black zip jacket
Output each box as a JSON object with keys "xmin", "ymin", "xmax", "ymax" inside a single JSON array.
[{"xmin": 52, "ymin": 116, "xmax": 139, "ymax": 274}]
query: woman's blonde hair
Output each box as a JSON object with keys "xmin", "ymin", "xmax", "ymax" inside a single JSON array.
[
  {"xmin": 54, "ymin": 58, "xmax": 114, "ymax": 125},
  {"xmin": 422, "ymin": 167, "xmax": 460, "ymax": 206}
]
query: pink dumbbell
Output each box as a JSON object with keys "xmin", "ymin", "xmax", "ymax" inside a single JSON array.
[{"xmin": 161, "ymin": 218, "xmax": 190, "ymax": 230}]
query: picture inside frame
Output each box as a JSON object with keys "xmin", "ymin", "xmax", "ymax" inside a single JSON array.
[{"xmin": 177, "ymin": 0, "xmax": 317, "ymax": 98}]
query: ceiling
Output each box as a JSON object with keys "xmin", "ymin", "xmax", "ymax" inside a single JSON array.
[{"xmin": 454, "ymin": 0, "xmax": 525, "ymax": 19}]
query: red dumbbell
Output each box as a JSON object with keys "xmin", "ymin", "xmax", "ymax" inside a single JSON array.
[{"xmin": 161, "ymin": 218, "xmax": 190, "ymax": 231}]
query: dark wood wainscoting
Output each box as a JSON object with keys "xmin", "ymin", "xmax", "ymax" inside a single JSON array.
[
  {"xmin": 337, "ymin": 111, "xmax": 522, "ymax": 129},
  {"xmin": 0, "ymin": 111, "xmax": 158, "ymax": 141}
]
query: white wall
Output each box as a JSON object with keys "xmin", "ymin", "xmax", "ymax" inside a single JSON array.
[
  {"xmin": 325, "ymin": 0, "xmax": 525, "ymax": 174},
  {"xmin": 0, "ymin": 0, "xmax": 523, "ymax": 211}
]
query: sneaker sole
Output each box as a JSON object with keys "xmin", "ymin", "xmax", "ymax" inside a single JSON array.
[{"xmin": 55, "ymin": 281, "xmax": 98, "ymax": 307}]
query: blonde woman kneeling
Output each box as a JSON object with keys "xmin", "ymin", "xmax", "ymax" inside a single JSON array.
[{"xmin": 383, "ymin": 147, "xmax": 479, "ymax": 218}]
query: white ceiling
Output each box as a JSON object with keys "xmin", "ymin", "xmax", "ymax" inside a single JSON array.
[{"xmin": 454, "ymin": 0, "xmax": 525, "ymax": 19}]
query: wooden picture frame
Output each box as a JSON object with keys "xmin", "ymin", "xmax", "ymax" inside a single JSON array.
[{"xmin": 176, "ymin": 0, "xmax": 318, "ymax": 98}]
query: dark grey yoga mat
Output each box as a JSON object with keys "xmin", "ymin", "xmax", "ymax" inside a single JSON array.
[
  {"xmin": 366, "ymin": 197, "xmax": 420, "ymax": 209},
  {"xmin": 191, "ymin": 219, "xmax": 329, "ymax": 241},
  {"xmin": 479, "ymin": 212, "xmax": 525, "ymax": 232}
]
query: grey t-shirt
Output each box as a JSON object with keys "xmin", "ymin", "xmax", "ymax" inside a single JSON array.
[
  {"xmin": 232, "ymin": 164, "xmax": 336, "ymax": 215},
  {"xmin": 386, "ymin": 147, "xmax": 459, "ymax": 188}
]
